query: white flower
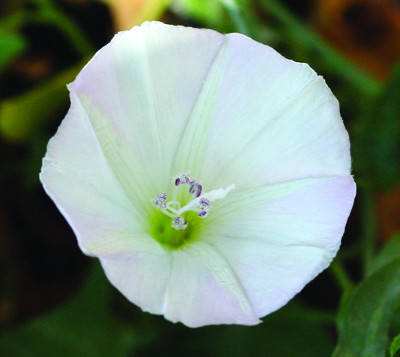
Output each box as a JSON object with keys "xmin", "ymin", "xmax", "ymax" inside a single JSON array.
[{"xmin": 40, "ymin": 21, "xmax": 356, "ymax": 327}]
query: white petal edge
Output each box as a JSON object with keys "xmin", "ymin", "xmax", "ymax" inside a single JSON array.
[
  {"xmin": 187, "ymin": 33, "xmax": 352, "ymax": 189},
  {"xmin": 40, "ymin": 91, "xmax": 157, "ymax": 257},
  {"xmin": 202, "ymin": 175, "xmax": 356, "ymax": 317},
  {"xmin": 100, "ymin": 240, "xmax": 261, "ymax": 327}
]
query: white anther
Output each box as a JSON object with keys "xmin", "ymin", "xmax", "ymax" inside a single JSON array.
[
  {"xmin": 151, "ymin": 193, "xmax": 167, "ymax": 209},
  {"xmin": 199, "ymin": 198, "xmax": 211, "ymax": 211},
  {"xmin": 175, "ymin": 172, "xmax": 192, "ymax": 186},
  {"xmin": 198, "ymin": 198, "xmax": 212, "ymax": 218},
  {"xmin": 172, "ymin": 216, "xmax": 187, "ymax": 230}
]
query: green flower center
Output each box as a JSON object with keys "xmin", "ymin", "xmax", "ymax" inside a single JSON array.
[
  {"xmin": 148, "ymin": 172, "xmax": 234, "ymax": 250},
  {"xmin": 149, "ymin": 210, "xmax": 203, "ymax": 249}
]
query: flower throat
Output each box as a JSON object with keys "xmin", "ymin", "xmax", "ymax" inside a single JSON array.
[
  {"xmin": 151, "ymin": 173, "xmax": 213, "ymax": 230},
  {"xmin": 150, "ymin": 172, "xmax": 234, "ymax": 249}
]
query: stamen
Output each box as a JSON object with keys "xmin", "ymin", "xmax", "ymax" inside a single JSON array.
[
  {"xmin": 151, "ymin": 193, "xmax": 167, "ymax": 209},
  {"xmin": 174, "ymin": 172, "xmax": 201, "ymax": 197},
  {"xmin": 199, "ymin": 198, "xmax": 211, "ymax": 210},
  {"xmin": 172, "ymin": 216, "xmax": 187, "ymax": 230},
  {"xmin": 188, "ymin": 181, "xmax": 202, "ymax": 197},
  {"xmin": 175, "ymin": 172, "xmax": 192, "ymax": 185},
  {"xmin": 196, "ymin": 184, "xmax": 202, "ymax": 197},
  {"xmin": 198, "ymin": 198, "xmax": 211, "ymax": 218},
  {"xmin": 152, "ymin": 173, "xmax": 234, "ymax": 230}
]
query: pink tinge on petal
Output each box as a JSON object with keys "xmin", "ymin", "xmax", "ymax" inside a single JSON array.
[
  {"xmin": 206, "ymin": 176, "xmax": 356, "ymax": 317},
  {"xmin": 100, "ymin": 242, "xmax": 261, "ymax": 327},
  {"xmin": 40, "ymin": 91, "xmax": 143, "ymax": 256}
]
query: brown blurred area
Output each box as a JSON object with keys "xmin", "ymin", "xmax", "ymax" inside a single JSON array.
[{"xmin": 313, "ymin": 0, "xmax": 400, "ymax": 80}]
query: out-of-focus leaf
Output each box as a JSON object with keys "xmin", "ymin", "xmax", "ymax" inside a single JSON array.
[
  {"xmin": 391, "ymin": 333, "xmax": 400, "ymax": 357},
  {"xmin": 31, "ymin": 0, "xmax": 94, "ymax": 56},
  {"xmin": 176, "ymin": 0, "xmax": 267, "ymax": 41},
  {"xmin": 174, "ymin": 0, "xmax": 233, "ymax": 33},
  {"xmin": 23, "ymin": 133, "xmax": 49, "ymax": 188},
  {"xmin": 334, "ymin": 259, "xmax": 400, "ymax": 357},
  {"xmin": 216, "ymin": 0, "xmax": 261, "ymax": 38},
  {"xmin": 209, "ymin": 303, "xmax": 335, "ymax": 357},
  {"xmin": 258, "ymin": 0, "xmax": 381, "ymax": 97},
  {"xmin": 0, "ymin": 10, "xmax": 30, "ymax": 32},
  {"xmin": 0, "ymin": 29, "xmax": 26, "ymax": 75},
  {"xmin": 0, "ymin": 59, "xmax": 87, "ymax": 142},
  {"xmin": 0, "ymin": 263, "xmax": 137, "ymax": 357},
  {"xmin": 353, "ymin": 59, "xmax": 400, "ymax": 190},
  {"xmin": 369, "ymin": 234, "xmax": 400, "ymax": 276},
  {"xmin": 137, "ymin": 301, "xmax": 335, "ymax": 356},
  {"xmin": 102, "ymin": 0, "xmax": 170, "ymax": 31}
]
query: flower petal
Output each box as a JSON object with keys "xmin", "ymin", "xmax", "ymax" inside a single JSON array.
[
  {"xmin": 99, "ymin": 245, "xmax": 172, "ymax": 314},
  {"xmin": 100, "ymin": 241, "xmax": 260, "ymax": 327},
  {"xmin": 40, "ymin": 91, "xmax": 152, "ymax": 256},
  {"xmin": 69, "ymin": 21, "xmax": 226, "ymax": 189},
  {"xmin": 187, "ymin": 33, "xmax": 351, "ymax": 188},
  {"xmin": 40, "ymin": 22, "xmax": 356, "ymax": 327},
  {"xmin": 164, "ymin": 242, "xmax": 260, "ymax": 327},
  {"xmin": 203, "ymin": 176, "xmax": 356, "ymax": 317}
]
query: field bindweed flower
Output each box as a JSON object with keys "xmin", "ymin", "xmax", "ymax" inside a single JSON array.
[{"xmin": 40, "ymin": 21, "xmax": 356, "ymax": 327}]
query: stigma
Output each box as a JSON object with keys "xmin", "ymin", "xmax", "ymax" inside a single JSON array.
[{"xmin": 151, "ymin": 172, "xmax": 234, "ymax": 230}]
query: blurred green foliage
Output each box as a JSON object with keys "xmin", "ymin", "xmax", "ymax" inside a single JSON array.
[
  {"xmin": 0, "ymin": 263, "xmax": 336, "ymax": 357},
  {"xmin": 0, "ymin": 0, "xmax": 400, "ymax": 356},
  {"xmin": 0, "ymin": 60, "xmax": 85, "ymax": 141},
  {"xmin": 391, "ymin": 333, "xmax": 400, "ymax": 357},
  {"xmin": 0, "ymin": 29, "xmax": 26, "ymax": 75},
  {"xmin": 353, "ymin": 60, "xmax": 400, "ymax": 190},
  {"xmin": 0, "ymin": 264, "xmax": 137, "ymax": 357},
  {"xmin": 334, "ymin": 235, "xmax": 400, "ymax": 357}
]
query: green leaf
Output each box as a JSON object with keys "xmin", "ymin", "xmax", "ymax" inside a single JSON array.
[
  {"xmin": 31, "ymin": 0, "xmax": 94, "ymax": 56},
  {"xmin": 334, "ymin": 259, "xmax": 400, "ymax": 357},
  {"xmin": 391, "ymin": 333, "xmax": 400, "ymax": 357},
  {"xmin": 209, "ymin": 302, "xmax": 335, "ymax": 357},
  {"xmin": 0, "ymin": 262, "xmax": 137, "ymax": 357},
  {"xmin": 0, "ymin": 29, "xmax": 25, "ymax": 74},
  {"xmin": 369, "ymin": 234, "xmax": 400, "ymax": 276},
  {"xmin": 353, "ymin": 59, "xmax": 400, "ymax": 190},
  {"xmin": 0, "ymin": 59, "xmax": 88, "ymax": 142},
  {"xmin": 216, "ymin": 0, "xmax": 262, "ymax": 38},
  {"xmin": 175, "ymin": 0, "xmax": 234, "ymax": 33},
  {"xmin": 390, "ymin": 334, "xmax": 400, "ymax": 357},
  {"xmin": 138, "ymin": 301, "xmax": 335, "ymax": 356},
  {"xmin": 258, "ymin": 0, "xmax": 381, "ymax": 97}
]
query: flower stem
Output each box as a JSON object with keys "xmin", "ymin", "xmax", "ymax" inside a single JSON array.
[
  {"xmin": 218, "ymin": 0, "xmax": 250, "ymax": 36},
  {"xmin": 361, "ymin": 185, "xmax": 376, "ymax": 276},
  {"xmin": 330, "ymin": 258, "xmax": 354, "ymax": 292},
  {"xmin": 31, "ymin": 0, "xmax": 95, "ymax": 57}
]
